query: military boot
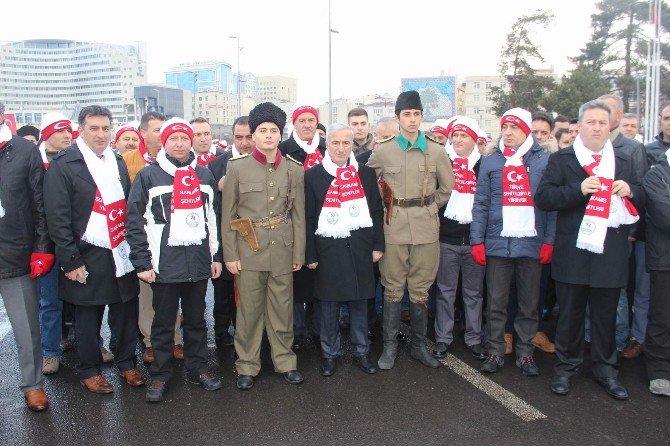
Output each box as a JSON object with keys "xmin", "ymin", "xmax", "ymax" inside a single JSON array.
[
  {"xmin": 409, "ymin": 302, "xmax": 440, "ymax": 369},
  {"xmin": 378, "ymin": 300, "xmax": 401, "ymax": 370}
]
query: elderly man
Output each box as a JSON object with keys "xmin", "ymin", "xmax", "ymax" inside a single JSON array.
[
  {"xmin": 536, "ymin": 100, "xmax": 642, "ymax": 400},
  {"xmin": 470, "ymin": 107, "xmax": 556, "ymax": 376},
  {"xmin": 367, "ymin": 91, "xmax": 454, "ymax": 370},
  {"xmin": 434, "ymin": 116, "xmax": 487, "ymax": 360},
  {"xmin": 0, "ymin": 102, "xmax": 53, "ymax": 411},
  {"xmin": 44, "ymin": 106, "xmax": 143, "ymax": 394},
  {"xmin": 279, "ymin": 104, "xmax": 326, "ymax": 350},
  {"xmin": 620, "ymin": 113, "xmax": 642, "ymax": 142},
  {"xmin": 208, "ymin": 115, "xmax": 255, "ymax": 347},
  {"xmin": 114, "ymin": 124, "xmax": 141, "ymax": 156},
  {"xmin": 222, "ymin": 102, "xmax": 306, "ymax": 390},
  {"xmin": 126, "ymin": 117, "xmax": 223, "ymax": 403},
  {"xmin": 305, "ymin": 124, "xmax": 384, "ymax": 376}
]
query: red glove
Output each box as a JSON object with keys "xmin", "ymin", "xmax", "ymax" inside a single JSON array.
[
  {"xmin": 539, "ymin": 244, "xmax": 554, "ymax": 265},
  {"xmin": 471, "ymin": 243, "xmax": 487, "ymax": 266},
  {"xmin": 30, "ymin": 253, "xmax": 55, "ymax": 279}
]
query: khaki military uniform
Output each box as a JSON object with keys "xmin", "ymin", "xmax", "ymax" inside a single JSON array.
[
  {"xmin": 367, "ymin": 132, "xmax": 454, "ymax": 303},
  {"xmin": 221, "ymin": 150, "xmax": 305, "ymax": 376}
]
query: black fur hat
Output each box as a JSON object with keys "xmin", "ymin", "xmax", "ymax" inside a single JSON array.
[
  {"xmin": 248, "ymin": 102, "xmax": 287, "ymax": 134},
  {"xmin": 395, "ymin": 90, "xmax": 423, "ymax": 115}
]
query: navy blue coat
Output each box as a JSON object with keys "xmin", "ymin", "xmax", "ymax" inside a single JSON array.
[{"xmin": 470, "ymin": 140, "xmax": 556, "ymax": 259}]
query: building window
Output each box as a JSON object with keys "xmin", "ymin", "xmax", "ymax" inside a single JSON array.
[
  {"xmin": 474, "ymin": 95, "xmax": 479, "ymax": 102},
  {"xmin": 485, "ymin": 93, "xmax": 492, "ymax": 101},
  {"xmin": 474, "ymin": 82, "xmax": 480, "ymax": 89},
  {"xmin": 485, "ymin": 82, "xmax": 492, "ymax": 89}
]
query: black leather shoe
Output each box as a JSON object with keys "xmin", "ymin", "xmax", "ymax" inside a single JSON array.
[
  {"xmin": 145, "ymin": 379, "xmax": 166, "ymax": 403},
  {"xmin": 595, "ymin": 377, "xmax": 629, "ymax": 400},
  {"xmin": 187, "ymin": 371, "xmax": 223, "ymax": 391},
  {"xmin": 515, "ymin": 356, "xmax": 540, "ymax": 377},
  {"xmin": 480, "ymin": 354, "xmax": 504, "ymax": 373},
  {"xmin": 551, "ymin": 375, "xmax": 571, "ymax": 395},
  {"xmin": 353, "ymin": 355, "xmax": 379, "ymax": 374},
  {"xmin": 468, "ymin": 343, "xmax": 487, "ymax": 360},
  {"xmin": 236, "ymin": 375, "xmax": 254, "ymax": 390},
  {"xmin": 432, "ymin": 342, "xmax": 449, "ymax": 358},
  {"xmin": 216, "ymin": 331, "xmax": 234, "ymax": 347},
  {"xmin": 292, "ymin": 336, "xmax": 306, "ymax": 351},
  {"xmin": 320, "ymin": 358, "xmax": 336, "ymax": 377},
  {"xmin": 283, "ymin": 370, "xmax": 304, "ymax": 385}
]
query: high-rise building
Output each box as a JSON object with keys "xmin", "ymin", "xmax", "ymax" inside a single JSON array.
[
  {"xmin": 134, "ymin": 84, "xmax": 189, "ymax": 121},
  {"xmin": 165, "ymin": 61, "xmax": 233, "ymax": 94},
  {"xmin": 0, "ymin": 39, "xmax": 147, "ymax": 124},
  {"xmin": 257, "ymin": 76, "xmax": 297, "ymax": 105},
  {"xmin": 232, "ymin": 72, "xmax": 258, "ymax": 101},
  {"xmin": 464, "ymin": 75, "xmax": 507, "ymax": 138}
]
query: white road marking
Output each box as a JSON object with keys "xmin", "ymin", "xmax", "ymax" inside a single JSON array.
[
  {"xmin": 414, "ymin": 325, "xmax": 547, "ymax": 422},
  {"xmin": 0, "ymin": 300, "xmax": 12, "ymax": 343}
]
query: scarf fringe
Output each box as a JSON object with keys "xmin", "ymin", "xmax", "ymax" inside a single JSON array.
[
  {"xmin": 81, "ymin": 234, "xmax": 111, "ymax": 249},
  {"xmin": 314, "ymin": 228, "xmax": 352, "ymax": 238},
  {"xmin": 576, "ymin": 240, "xmax": 604, "ymax": 254},
  {"xmin": 500, "ymin": 228, "xmax": 538, "ymax": 238},
  {"xmin": 444, "ymin": 209, "xmax": 472, "ymax": 225},
  {"xmin": 167, "ymin": 236, "xmax": 207, "ymax": 247}
]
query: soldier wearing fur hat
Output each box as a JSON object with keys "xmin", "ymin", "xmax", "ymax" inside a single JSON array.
[
  {"xmin": 221, "ymin": 102, "xmax": 306, "ymax": 390},
  {"xmin": 367, "ymin": 90, "xmax": 455, "ymax": 370}
]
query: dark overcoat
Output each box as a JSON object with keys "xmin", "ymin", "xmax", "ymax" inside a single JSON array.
[
  {"xmin": 304, "ymin": 163, "xmax": 384, "ymax": 302},
  {"xmin": 43, "ymin": 143, "xmax": 139, "ymax": 305},
  {"xmin": 535, "ymin": 147, "xmax": 643, "ymax": 289}
]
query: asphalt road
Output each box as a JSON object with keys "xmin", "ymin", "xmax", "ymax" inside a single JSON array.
[{"xmin": 0, "ymin": 285, "xmax": 668, "ymax": 446}]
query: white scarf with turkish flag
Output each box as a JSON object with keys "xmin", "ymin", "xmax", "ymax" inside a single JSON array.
[
  {"xmin": 316, "ymin": 151, "xmax": 372, "ymax": 238},
  {"xmin": 292, "ymin": 132, "xmax": 323, "ymax": 170},
  {"xmin": 574, "ymin": 136, "xmax": 639, "ymax": 254},
  {"xmin": 78, "ymin": 138, "xmax": 134, "ymax": 277},
  {"xmin": 501, "ymin": 135, "xmax": 537, "ymax": 237},
  {"xmin": 196, "ymin": 145, "xmax": 217, "ymax": 166},
  {"xmin": 156, "ymin": 150, "xmax": 207, "ymax": 246},
  {"xmin": 38, "ymin": 142, "xmax": 49, "ymax": 169},
  {"xmin": 138, "ymin": 139, "xmax": 156, "ymax": 164},
  {"xmin": 444, "ymin": 145, "xmax": 480, "ymax": 224}
]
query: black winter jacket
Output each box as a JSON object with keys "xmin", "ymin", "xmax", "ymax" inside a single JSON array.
[
  {"xmin": 0, "ymin": 136, "xmax": 52, "ymax": 279},
  {"xmin": 439, "ymin": 157, "xmax": 481, "ymax": 246},
  {"xmin": 643, "ymin": 156, "xmax": 670, "ymax": 271}
]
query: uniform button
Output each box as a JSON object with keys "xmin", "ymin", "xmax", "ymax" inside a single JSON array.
[
  {"xmin": 270, "ymin": 225, "xmax": 275, "ymax": 229},
  {"xmin": 270, "ymin": 211, "xmax": 274, "ymax": 215},
  {"xmin": 271, "ymin": 240, "xmax": 276, "ymax": 244},
  {"xmin": 270, "ymin": 196, "xmax": 275, "ymax": 201},
  {"xmin": 268, "ymin": 168, "xmax": 273, "ymax": 172},
  {"xmin": 269, "ymin": 182, "xmax": 274, "ymax": 186}
]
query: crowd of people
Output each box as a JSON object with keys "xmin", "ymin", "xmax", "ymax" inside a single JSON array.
[{"xmin": 0, "ymin": 91, "xmax": 669, "ymax": 412}]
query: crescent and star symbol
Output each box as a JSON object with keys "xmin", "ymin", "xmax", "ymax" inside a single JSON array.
[
  {"xmin": 53, "ymin": 120, "xmax": 70, "ymax": 130},
  {"xmin": 506, "ymin": 171, "xmax": 523, "ymax": 183},
  {"xmin": 181, "ymin": 175, "xmax": 194, "ymax": 187},
  {"xmin": 108, "ymin": 209, "xmax": 123, "ymax": 221},
  {"xmin": 339, "ymin": 170, "xmax": 354, "ymax": 181}
]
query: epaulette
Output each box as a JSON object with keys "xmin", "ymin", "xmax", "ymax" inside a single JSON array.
[
  {"xmin": 286, "ymin": 154, "xmax": 303, "ymax": 166},
  {"xmin": 376, "ymin": 135, "xmax": 396, "ymax": 144},
  {"xmin": 425, "ymin": 134, "xmax": 439, "ymax": 144},
  {"xmin": 231, "ymin": 153, "xmax": 249, "ymax": 160}
]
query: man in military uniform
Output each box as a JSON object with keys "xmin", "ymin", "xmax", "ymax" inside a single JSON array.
[
  {"xmin": 221, "ymin": 102, "xmax": 306, "ymax": 390},
  {"xmin": 367, "ymin": 90, "xmax": 455, "ymax": 370}
]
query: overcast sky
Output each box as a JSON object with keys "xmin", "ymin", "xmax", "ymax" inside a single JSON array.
[{"xmin": 2, "ymin": 0, "xmax": 598, "ymax": 105}]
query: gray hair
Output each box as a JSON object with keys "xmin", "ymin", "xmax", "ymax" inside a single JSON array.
[
  {"xmin": 578, "ymin": 100, "xmax": 612, "ymax": 123},
  {"xmin": 376, "ymin": 116, "xmax": 397, "ymax": 129},
  {"xmin": 597, "ymin": 94, "xmax": 624, "ymax": 114},
  {"xmin": 0, "ymin": 102, "xmax": 5, "ymax": 114},
  {"xmin": 326, "ymin": 123, "xmax": 353, "ymax": 142},
  {"xmin": 622, "ymin": 112, "xmax": 638, "ymax": 120}
]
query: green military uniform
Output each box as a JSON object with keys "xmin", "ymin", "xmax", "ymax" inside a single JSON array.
[
  {"xmin": 367, "ymin": 131, "xmax": 454, "ymax": 303},
  {"xmin": 221, "ymin": 150, "xmax": 305, "ymax": 376}
]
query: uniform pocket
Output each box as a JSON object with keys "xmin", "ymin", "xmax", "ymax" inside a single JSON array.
[
  {"xmin": 239, "ymin": 182, "xmax": 265, "ymax": 193},
  {"xmin": 418, "ymin": 163, "xmax": 437, "ymax": 185}
]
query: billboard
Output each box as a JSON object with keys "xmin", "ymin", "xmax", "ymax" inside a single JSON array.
[{"xmin": 400, "ymin": 77, "xmax": 456, "ymax": 121}]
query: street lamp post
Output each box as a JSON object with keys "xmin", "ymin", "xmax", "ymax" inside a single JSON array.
[
  {"xmin": 229, "ymin": 35, "xmax": 242, "ymax": 118},
  {"xmin": 328, "ymin": 0, "xmax": 339, "ymax": 125}
]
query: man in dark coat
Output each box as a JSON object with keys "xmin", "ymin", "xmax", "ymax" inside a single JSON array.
[
  {"xmin": 0, "ymin": 102, "xmax": 53, "ymax": 411},
  {"xmin": 305, "ymin": 124, "xmax": 384, "ymax": 376},
  {"xmin": 126, "ymin": 118, "xmax": 223, "ymax": 403},
  {"xmin": 278, "ymin": 104, "xmax": 327, "ymax": 349},
  {"xmin": 645, "ymin": 104, "xmax": 670, "ymax": 166},
  {"xmin": 44, "ymin": 106, "xmax": 143, "ymax": 394},
  {"xmin": 536, "ymin": 100, "xmax": 642, "ymax": 400},
  {"xmin": 208, "ymin": 115, "xmax": 254, "ymax": 347},
  {"xmin": 642, "ymin": 147, "xmax": 670, "ymax": 396}
]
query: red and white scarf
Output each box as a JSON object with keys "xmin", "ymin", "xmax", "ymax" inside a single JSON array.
[
  {"xmin": 444, "ymin": 144, "xmax": 480, "ymax": 224},
  {"xmin": 574, "ymin": 136, "xmax": 639, "ymax": 254},
  {"xmin": 139, "ymin": 139, "xmax": 156, "ymax": 164},
  {"xmin": 156, "ymin": 150, "xmax": 207, "ymax": 246},
  {"xmin": 38, "ymin": 142, "xmax": 50, "ymax": 169},
  {"xmin": 196, "ymin": 145, "xmax": 217, "ymax": 166},
  {"xmin": 501, "ymin": 135, "xmax": 537, "ymax": 237},
  {"xmin": 0, "ymin": 122, "xmax": 10, "ymax": 218},
  {"xmin": 78, "ymin": 138, "xmax": 134, "ymax": 277},
  {"xmin": 292, "ymin": 132, "xmax": 323, "ymax": 170},
  {"xmin": 316, "ymin": 151, "xmax": 372, "ymax": 238}
]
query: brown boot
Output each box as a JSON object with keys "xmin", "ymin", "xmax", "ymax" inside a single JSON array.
[
  {"xmin": 173, "ymin": 344, "xmax": 184, "ymax": 360},
  {"xmin": 119, "ymin": 369, "xmax": 145, "ymax": 387},
  {"xmin": 622, "ymin": 340, "xmax": 642, "ymax": 359},
  {"xmin": 531, "ymin": 332, "xmax": 556, "ymax": 353},
  {"xmin": 504, "ymin": 333, "xmax": 513, "ymax": 355},
  {"xmin": 25, "ymin": 389, "xmax": 49, "ymax": 412},
  {"xmin": 80, "ymin": 375, "xmax": 113, "ymax": 394},
  {"xmin": 142, "ymin": 346, "xmax": 154, "ymax": 363}
]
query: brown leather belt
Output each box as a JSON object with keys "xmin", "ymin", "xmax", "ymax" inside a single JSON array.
[
  {"xmin": 252, "ymin": 213, "xmax": 289, "ymax": 228},
  {"xmin": 392, "ymin": 196, "xmax": 435, "ymax": 207}
]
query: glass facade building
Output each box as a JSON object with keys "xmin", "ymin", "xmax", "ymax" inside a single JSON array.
[{"xmin": 165, "ymin": 61, "xmax": 232, "ymax": 93}]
